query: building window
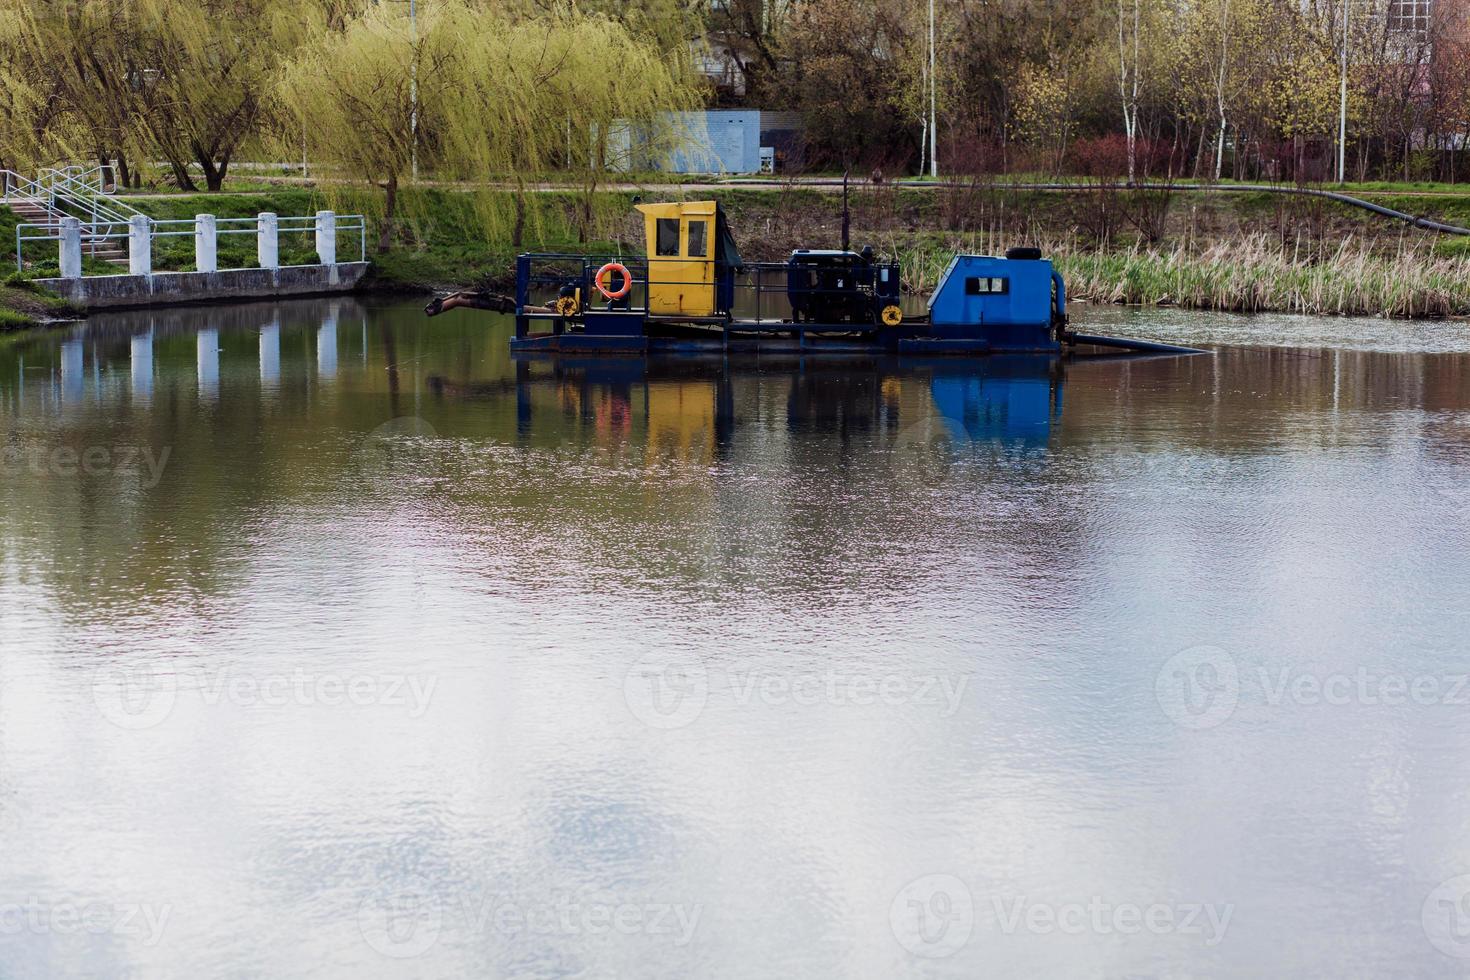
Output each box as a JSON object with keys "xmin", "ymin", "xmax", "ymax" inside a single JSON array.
[
  {"xmin": 1388, "ymin": 0, "xmax": 1431, "ymax": 33},
  {"xmin": 656, "ymin": 218, "xmax": 680, "ymax": 256}
]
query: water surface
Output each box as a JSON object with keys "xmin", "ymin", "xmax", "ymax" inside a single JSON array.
[{"xmin": 2, "ymin": 299, "xmax": 1469, "ymax": 977}]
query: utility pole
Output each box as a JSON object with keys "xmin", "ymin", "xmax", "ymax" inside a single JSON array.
[
  {"xmin": 1338, "ymin": 0, "xmax": 1348, "ymax": 183},
  {"xmin": 410, "ymin": 0, "xmax": 419, "ymax": 182},
  {"xmin": 928, "ymin": 0, "xmax": 937, "ymax": 178}
]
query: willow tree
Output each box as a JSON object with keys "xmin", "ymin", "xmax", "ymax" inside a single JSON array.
[
  {"xmin": 130, "ymin": 0, "xmax": 320, "ymax": 190},
  {"xmin": 434, "ymin": 4, "xmax": 700, "ymax": 243},
  {"xmin": 0, "ymin": 0, "xmax": 327, "ymax": 189},
  {"xmin": 0, "ymin": 5, "xmax": 59, "ymax": 168},
  {"xmin": 277, "ymin": 1, "xmax": 700, "ymax": 251},
  {"xmin": 0, "ymin": 0, "xmax": 141, "ymax": 175},
  {"xmin": 275, "ymin": 2, "xmax": 461, "ymax": 250}
]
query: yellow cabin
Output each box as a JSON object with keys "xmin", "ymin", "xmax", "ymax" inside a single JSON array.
[{"xmin": 634, "ymin": 200, "xmax": 731, "ymax": 318}]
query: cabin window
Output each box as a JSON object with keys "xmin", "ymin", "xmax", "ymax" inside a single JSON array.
[
  {"xmin": 687, "ymin": 220, "xmax": 709, "ymax": 257},
  {"xmin": 656, "ymin": 218, "xmax": 680, "ymax": 256},
  {"xmin": 965, "ymin": 276, "xmax": 1009, "ymax": 295}
]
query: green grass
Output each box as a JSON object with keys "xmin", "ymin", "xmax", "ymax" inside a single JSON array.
[
  {"xmin": 0, "ymin": 282, "xmax": 78, "ymax": 330},
  {"xmin": 0, "ymin": 307, "xmax": 35, "ymax": 329},
  {"xmin": 10, "ymin": 176, "xmax": 1470, "ymax": 321}
]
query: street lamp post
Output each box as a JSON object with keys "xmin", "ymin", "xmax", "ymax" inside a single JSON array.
[
  {"xmin": 410, "ymin": 0, "xmax": 419, "ymax": 182},
  {"xmin": 1338, "ymin": 0, "xmax": 1348, "ymax": 183},
  {"xmin": 928, "ymin": 0, "xmax": 937, "ymax": 178}
]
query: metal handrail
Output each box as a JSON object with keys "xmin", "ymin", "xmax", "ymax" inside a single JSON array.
[
  {"xmin": 1, "ymin": 170, "xmax": 59, "ymax": 223},
  {"xmin": 39, "ymin": 165, "xmax": 101, "ymax": 191},
  {"xmin": 15, "ymin": 214, "xmax": 369, "ymax": 272},
  {"xmin": 1, "ymin": 169, "xmax": 51, "ymax": 202},
  {"xmin": 47, "ymin": 171, "xmax": 144, "ymax": 222}
]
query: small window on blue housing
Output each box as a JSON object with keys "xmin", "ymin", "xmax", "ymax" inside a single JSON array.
[{"xmin": 965, "ymin": 276, "xmax": 1009, "ymax": 295}]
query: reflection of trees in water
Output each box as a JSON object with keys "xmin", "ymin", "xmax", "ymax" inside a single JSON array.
[{"xmin": 6, "ymin": 302, "xmax": 1470, "ymax": 617}]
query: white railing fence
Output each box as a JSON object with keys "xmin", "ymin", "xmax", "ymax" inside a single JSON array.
[{"xmin": 15, "ymin": 211, "xmax": 367, "ymax": 277}]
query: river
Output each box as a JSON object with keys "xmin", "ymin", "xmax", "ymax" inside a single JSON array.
[{"xmin": 1, "ymin": 298, "xmax": 1468, "ymax": 977}]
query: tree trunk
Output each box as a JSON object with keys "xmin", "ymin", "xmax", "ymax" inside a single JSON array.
[
  {"xmin": 117, "ymin": 155, "xmax": 131, "ymax": 190},
  {"xmin": 378, "ymin": 174, "xmax": 397, "ymax": 253},
  {"xmin": 168, "ymin": 159, "xmax": 198, "ymax": 192},
  {"xmin": 196, "ymin": 150, "xmax": 228, "ymax": 192}
]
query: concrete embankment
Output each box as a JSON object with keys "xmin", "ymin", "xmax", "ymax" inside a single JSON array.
[{"xmin": 35, "ymin": 263, "xmax": 371, "ymax": 311}]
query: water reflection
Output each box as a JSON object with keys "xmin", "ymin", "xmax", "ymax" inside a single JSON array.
[
  {"xmin": 488, "ymin": 353, "xmax": 1066, "ymax": 460},
  {"xmin": 3, "ymin": 297, "xmax": 1470, "ymax": 978},
  {"xmin": 260, "ymin": 318, "xmax": 280, "ymax": 388},
  {"xmin": 130, "ymin": 330, "xmax": 152, "ymax": 402},
  {"xmin": 197, "ymin": 328, "xmax": 219, "ymax": 401}
]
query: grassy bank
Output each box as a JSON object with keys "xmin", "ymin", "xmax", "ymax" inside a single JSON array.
[
  {"xmin": 0, "ymin": 277, "xmax": 82, "ymax": 330},
  {"xmin": 8, "ymin": 181, "xmax": 1470, "ymax": 318}
]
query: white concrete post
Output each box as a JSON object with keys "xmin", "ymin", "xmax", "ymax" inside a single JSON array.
[
  {"xmin": 128, "ymin": 215, "xmax": 152, "ymax": 276},
  {"xmin": 257, "ymin": 212, "xmax": 279, "ymax": 269},
  {"xmin": 59, "ymin": 217, "xmax": 82, "ymax": 279},
  {"xmin": 314, "ymin": 210, "xmax": 336, "ymax": 265},
  {"xmin": 194, "ymin": 214, "xmax": 217, "ymax": 273}
]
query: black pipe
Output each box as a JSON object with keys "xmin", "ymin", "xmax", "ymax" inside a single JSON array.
[{"xmin": 1067, "ymin": 332, "xmax": 1207, "ymax": 355}]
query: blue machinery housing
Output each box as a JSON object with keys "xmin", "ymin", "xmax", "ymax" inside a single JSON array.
[{"xmin": 431, "ymin": 201, "xmax": 1201, "ymax": 358}]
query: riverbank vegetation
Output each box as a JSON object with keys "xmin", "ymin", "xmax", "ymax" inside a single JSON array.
[
  {"xmin": 7, "ymin": 181, "xmax": 1469, "ymax": 318},
  {"xmin": 0, "ymin": 277, "xmax": 80, "ymax": 330}
]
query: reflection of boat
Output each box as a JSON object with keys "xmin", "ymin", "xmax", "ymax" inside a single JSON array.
[
  {"xmin": 431, "ymin": 353, "xmax": 1070, "ymax": 453},
  {"xmin": 929, "ymin": 355, "xmax": 1063, "ymax": 443},
  {"xmin": 426, "ymin": 201, "xmax": 1204, "ymax": 359}
]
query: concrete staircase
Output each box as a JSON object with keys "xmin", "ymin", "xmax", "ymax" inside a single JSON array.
[{"xmin": 4, "ymin": 183, "xmax": 130, "ymax": 267}]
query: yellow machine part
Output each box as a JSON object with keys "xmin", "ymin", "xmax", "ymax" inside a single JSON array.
[{"xmin": 635, "ymin": 201, "xmax": 717, "ymax": 317}]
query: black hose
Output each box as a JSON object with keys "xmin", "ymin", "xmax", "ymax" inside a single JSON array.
[{"xmin": 1067, "ymin": 332, "xmax": 1207, "ymax": 355}]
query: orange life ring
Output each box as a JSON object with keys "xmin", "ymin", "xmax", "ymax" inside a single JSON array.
[{"xmin": 595, "ymin": 262, "xmax": 632, "ymax": 300}]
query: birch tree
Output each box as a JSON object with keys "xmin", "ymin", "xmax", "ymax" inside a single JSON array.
[{"xmin": 1116, "ymin": 0, "xmax": 1142, "ymax": 183}]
